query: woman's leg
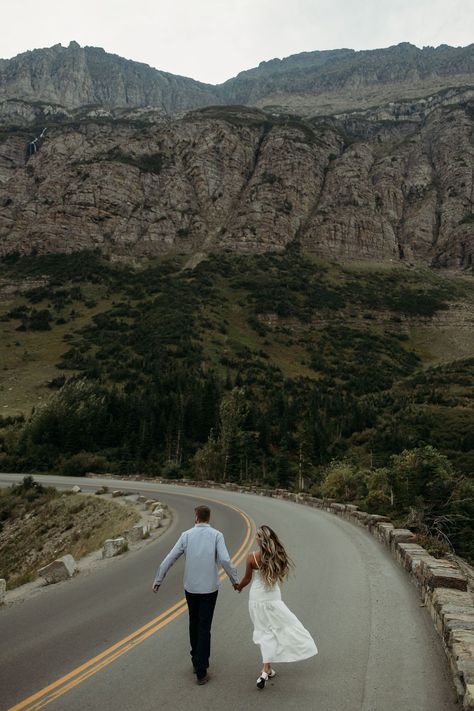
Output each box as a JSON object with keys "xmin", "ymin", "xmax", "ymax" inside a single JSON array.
[{"xmin": 257, "ymin": 661, "xmax": 271, "ymax": 688}]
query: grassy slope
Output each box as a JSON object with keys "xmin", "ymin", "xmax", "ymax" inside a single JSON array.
[
  {"xmin": 0, "ymin": 487, "xmax": 139, "ymax": 587},
  {"xmin": 0, "ymin": 295, "xmax": 114, "ymax": 415}
]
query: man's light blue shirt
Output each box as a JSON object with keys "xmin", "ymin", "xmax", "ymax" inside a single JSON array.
[{"xmin": 154, "ymin": 523, "xmax": 239, "ymax": 594}]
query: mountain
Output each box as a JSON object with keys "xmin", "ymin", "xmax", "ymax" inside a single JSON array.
[
  {"xmin": 0, "ymin": 41, "xmax": 473, "ymax": 116},
  {"xmin": 221, "ymin": 42, "xmax": 474, "ymax": 114},
  {"xmin": 0, "ymin": 41, "xmax": 472, "ymax": 268},
  {"xmin": 0, "ymin": 41, "xmax": 220, "ymax": 113}
]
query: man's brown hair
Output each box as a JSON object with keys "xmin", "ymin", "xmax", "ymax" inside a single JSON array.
[{"xmin": 195, "ymin": 505, "xmax": 211, "ymax": 522}]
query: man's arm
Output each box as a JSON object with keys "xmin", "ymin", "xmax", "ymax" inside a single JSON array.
[
  {"xmin": 216, "ymin": 532, "xmax": 239, "ymax": 586},
  {"xmin": 152, "ymin": 534, "xmax": 186, "ymax": 591}
]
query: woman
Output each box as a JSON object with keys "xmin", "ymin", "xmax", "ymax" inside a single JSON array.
[{"xmin": 236, "ymin": 525, "xmax": 318, "ymax": 689}]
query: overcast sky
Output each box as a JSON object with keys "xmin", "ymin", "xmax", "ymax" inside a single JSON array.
[{"xmin": 1, "ymin": 0, "xmax": 473, "ymax": 84}]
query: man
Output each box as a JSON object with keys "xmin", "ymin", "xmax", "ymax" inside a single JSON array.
[{"xmin": 152, "ymin": 504, "xmax": 239, "ymax": 685}]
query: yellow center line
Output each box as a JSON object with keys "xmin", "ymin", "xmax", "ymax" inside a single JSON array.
[{"xmin": 8, "ymin": 490, "xmax": 256, "ymax": 711}]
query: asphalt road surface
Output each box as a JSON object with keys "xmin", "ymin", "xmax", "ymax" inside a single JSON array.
[{"xmin": 0, "ymin": 474, "xmax": 458, "ymax": 711}]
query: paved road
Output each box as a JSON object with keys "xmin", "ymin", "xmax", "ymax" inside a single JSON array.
[{"xmin": 0, "ymin": 474, "xmax": 458, "ymax": 711}]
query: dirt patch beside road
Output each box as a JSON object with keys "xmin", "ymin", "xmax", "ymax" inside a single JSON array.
[{"xmin": 0, "ymin": 477, "xmax": 140, "ymax": 588}]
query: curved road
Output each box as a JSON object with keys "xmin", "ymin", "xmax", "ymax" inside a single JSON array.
[{"xmin": 0, "ymin": 474, "xmax": 458, "ymax": 711}]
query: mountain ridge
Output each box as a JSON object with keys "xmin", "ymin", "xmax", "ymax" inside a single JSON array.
[{"xmin": 1, "ymin": 41, "xmax": 473, "ymax": 116}]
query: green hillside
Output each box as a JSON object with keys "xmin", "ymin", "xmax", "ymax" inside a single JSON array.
[{"xmin": 0, "ymin": 248, "xmax": 473, "ymax": 558}]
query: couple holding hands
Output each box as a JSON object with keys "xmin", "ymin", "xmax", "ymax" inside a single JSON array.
[{"xmin": 152, "ymin": 505, "xmax": 317, "ymax": 689}]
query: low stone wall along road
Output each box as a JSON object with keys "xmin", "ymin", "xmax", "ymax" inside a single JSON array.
[{"xmin": 0, "ymin": 474, "xmax": 458, "ymax": 711}]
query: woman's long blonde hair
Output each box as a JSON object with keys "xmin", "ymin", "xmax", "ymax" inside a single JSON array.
[{"xmin": 256, "ymin": 525, "xmax": 293, "ymax": 587}]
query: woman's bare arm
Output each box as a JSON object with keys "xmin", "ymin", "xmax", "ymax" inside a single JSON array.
[{"xmin": 236, "ymin": 553, "xmax": 255, "ymax": 591}]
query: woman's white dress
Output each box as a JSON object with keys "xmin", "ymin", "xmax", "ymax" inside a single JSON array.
[{"xmin": 248, "ymin": 556, "xmax": 318, "ymax": 663}]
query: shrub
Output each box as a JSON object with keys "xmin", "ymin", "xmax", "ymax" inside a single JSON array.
[
  {"xmin": 161, "ymin": 461, "xmax": 183, "ymax": 479},
  {"xmin": 59, "ymin": 452, "xmax": 109, "ymax": 477},
  {"xmin": 320, "ymin": 460, "xmax": 367, "ymax": 501},
  {"xmin": 10, "ymin": 475, "xmax": 46, "ymax": 499}
]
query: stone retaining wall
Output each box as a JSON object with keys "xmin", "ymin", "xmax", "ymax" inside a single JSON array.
[
  {"xmin": 273, "ymin": 489, "xmax": 474, "ymax": 709},
  {"xmin": 284, "ymin": 491, "xmax": 473, "ymax": 708},
  {"xmin": 91, "ymin": 474, "xmax": 474, "ymax": 709}
]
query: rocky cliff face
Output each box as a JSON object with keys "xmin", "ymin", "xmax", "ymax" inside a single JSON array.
[
  {"xmin": 1, "ymin": 42, "xmax": 473, "ymax": 117},
  {"xmin": 0, "ymin": 41, "xmax": 220, "ymax": 112},
  {"xmin": 221, "ymin": 42, "xmax": 474, "ymax": 114},
  {"xmin": 0, "ymin": 92, "xmax": 472, "ymax": 268}
]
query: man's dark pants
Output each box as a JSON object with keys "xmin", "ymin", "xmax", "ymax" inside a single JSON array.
[{"xmin": 185, "ymin": 590, "xmax": 218, "ymax": 679}]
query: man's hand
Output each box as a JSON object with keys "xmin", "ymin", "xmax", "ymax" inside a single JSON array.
[
  {"xmin": 152, "ymin": 583, "xmax": 160, "ymax": 593},
  {"xmin": 233, "ymin": 583, "xmax": 241, "ymax": 592}
]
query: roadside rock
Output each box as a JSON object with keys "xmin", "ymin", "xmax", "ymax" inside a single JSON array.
[
  {"xmin": 395, "ymin": 542, "xmax": 431, "ymax": 575},
  {"xmin": 147, "ymin": 516, "xmax": 161, "ymax": 530},
  {"xmin": 389, "ymin": 528, "xmax": 417, "ymax": 548},
  {"xmin": 71, "ymin": 485, "xmax": 82, "ymax": 493},
  {"xmin": 38, "ymin": 554, "xmax": 77, "ymax": 584},
  {"xmin": 124, "ymin": 524, "xmax": 148, "ymax": 543},
  {"xmin": 418, "ymin": 557, "xmax": 468, "ymax": 592},
  {"xmin": 102, "ymin": 537, "xmax": 127, "ymax": 558},
  {"xmin": 373, "ymin": 522, "xmax": 395, "ymax": 545}
]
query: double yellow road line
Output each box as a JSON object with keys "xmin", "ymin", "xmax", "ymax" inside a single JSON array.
[{"xmin": 9, "ymin": 494, "xmax": 255, "ymax": 711}]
